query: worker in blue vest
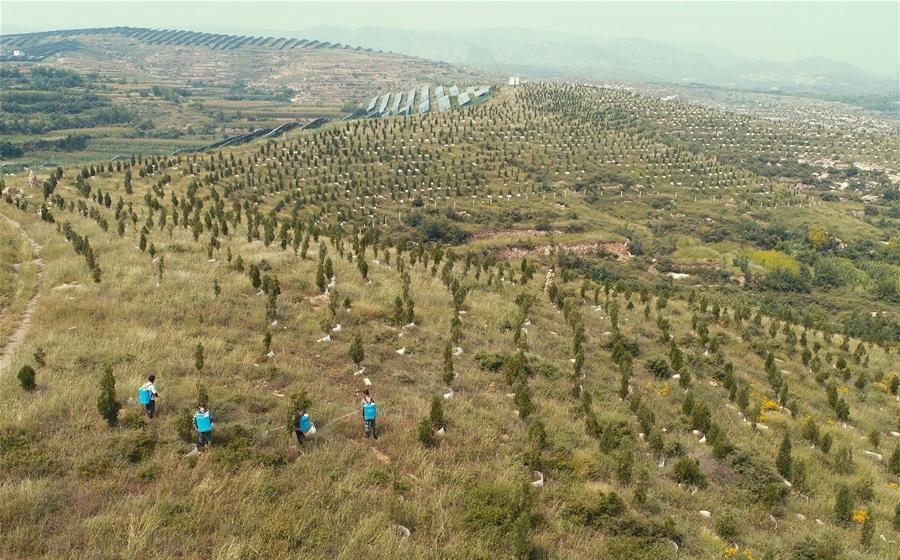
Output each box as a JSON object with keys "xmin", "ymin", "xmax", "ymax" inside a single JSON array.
[
  {"xmin": 361, "ymin": 389, "xmax": 377, "ymax": 439},
  {"xmin": 294, "ymin": 409, "xmax": 311, "ymax": 445},
  {"xmin": 194, "ymin": 403, "xmax": 213, "ymax": 450},
  {"xmin": 137, "ymin": 375, "xmax": 159, "ymax": 418}
]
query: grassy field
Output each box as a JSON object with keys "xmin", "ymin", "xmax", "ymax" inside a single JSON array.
[
  {"xmin": 0, "ymin": 83, "xmax": 898, "ymax": 559},
  {"xmin": 0, "ymin": 217, "xmax": 38, "ymax": 351}
]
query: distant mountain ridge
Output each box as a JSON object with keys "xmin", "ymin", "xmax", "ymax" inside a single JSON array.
[
  {"xmin": 0, "ymin": 26, "xmax": 376, "ymax": 61},
  {"xmin": 303, "ymin": 26, "xmax": 898, "ymax": 96}
]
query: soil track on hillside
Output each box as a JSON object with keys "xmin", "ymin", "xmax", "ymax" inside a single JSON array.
[{"xmin": 0, "ymin": 214, "xmax": 43, "ymax": 376}]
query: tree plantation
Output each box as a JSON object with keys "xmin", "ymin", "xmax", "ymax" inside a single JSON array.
[{"xmin": 0, "ymin": 82, "xmax": 898, "ymax": 559}]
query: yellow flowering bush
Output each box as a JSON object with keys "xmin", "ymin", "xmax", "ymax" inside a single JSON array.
[
  {"xmin": 852, "ymin": 509, "xmax": 868, "ymax": 524},
  {"xmin": 660, "ymin": 384, "xmax": 670, "ymax": 397}
]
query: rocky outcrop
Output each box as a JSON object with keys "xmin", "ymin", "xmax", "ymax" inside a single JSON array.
[{"xmin": 499, "ymin": 241, "xmax": 631, "ymax": 261}]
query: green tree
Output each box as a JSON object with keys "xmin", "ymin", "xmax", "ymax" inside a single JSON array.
[
  {"xmin": 834, "ymin": 484, "xmax": 854, "ymax": 525},
  {"xmin": 286, "ymin": 389, "xmax": 311, "ymax": 427},
  {"xmin": 801, "ymin": 416, "xmax": 820, "ymax": 445},
  {"xmin": 249, "ymin": 263, "xmax": 261, "ymax": 289},
  {"xmin": 860, "ymin": 509, "xmax": 874, "ymax": 548},
  {"xmin": 673, "ymin": 457, "xmax": 706, "ymax": 488},
  {"xmin": 889, "ymin": 444, "xmax": 900, "ymax": 476},
  {"xmin": 194, "ymin": 342, "xmax": 204, "ymax": 372},
  {"xmin": 349, "ymin": 333, "xmax": 364, "ymax": 368},
  {"xmin": 526, "ymin": 419, "xmax": 547, "ymax": 467},
  {"xmin": 868, "ymin": 429, "xmax": 880, "ymax": 450},
  {"xmin": 96, "ymin": 366, "xmax": 121, "ymax": 427},
  {"xmin": 443, "ymin": 340, "xmax": 455, "ymax": 386},
  {"xmin": 514, "ymin": 382, "xmax": 533, "ymax": 420},
  {"xmin": 417, "ymin": 417, "xmax": 435, "ymax": 447},
  {"xmin": 429, "ymin": 395, "xmax": 445, "ymax": 430},
  {"xmin": 196, "ymin": 381, "xmax": 209, "ymax": 408},
  {"xmin": 356, "ymin": 252, "xmax": 368, "ymax": 280},
  {"xmin": 776, "ymin": 433, "xmax": 792, "ymax": 479}
]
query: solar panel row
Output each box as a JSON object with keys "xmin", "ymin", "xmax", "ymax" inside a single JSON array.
[
  {"xmin": 389, "ymin": 92, "xmax": 402, "ymax": 115},
  {"xmin": 377, "ymin": 93, "xmax": 390, "ymax": 114},
  {"xmin": 361, "ymin": 82, "xmax": 490, "ymax": 120}
]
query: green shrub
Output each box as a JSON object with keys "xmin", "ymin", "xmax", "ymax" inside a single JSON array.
[
  {"xmin": 117, "ymin": 430, "xmax": 157, "ymax": 463},
  {"xmin": 714, "ymin": 510, "xmax": 739, "ymax": 541},
  {"xmin": 834, "ymin": 484, "xmax": 854, "ymax": 525},
  {"xmin": 173, "ymin": 408, "xmax": 195, "ymax": 443},
  {"xmin": 0, "ymin": 428, "xmax": 61, "ymax": 477},
  {"xmin": 673, "ymin": 457, "xmax": 706, "ymax": 488},
  {"xmin": 647, "ymin": 358, "xmax": 669, "ymax": 378},
  {"xmin": 474, "ymin": 351, "xmax": 507, "ymax": 372},
  {"xmin": 121, "ymin": 409, "xmax": 146, "ymax": 429},
  {"xmin": 461, "ymin": 481, "xmax": 532, "ymax": 556},
  {"xmin": 789, "ymin": 535, "xmax": 843, "ymax": 560},
  {"xmin": 17, "ymin": 365, "xmax": 36, "ymax": 391},
  {"xmin": 212, "ymin": 424, "xmax": 253, "ymax": 469},
  {"xmin": 417, "ymin": 417, "xmax": 435, "ymax": 448}
]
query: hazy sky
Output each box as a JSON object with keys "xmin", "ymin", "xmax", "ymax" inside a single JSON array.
[{"xmin": 2, "ymin": 1, "xmax": 897, "ymax": 77}]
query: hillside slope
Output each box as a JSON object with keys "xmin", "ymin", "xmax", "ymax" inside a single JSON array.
[
  {"xmin": 0, "ymin": 27, "xmax": 495, "ymax": 166},
  {"xmin": 0, "ymin": 84, "xmax": 898, "ymax": 559},
  {"xmin": 0, "ymin": 26, "xmax": 491, "ymax": 102}
]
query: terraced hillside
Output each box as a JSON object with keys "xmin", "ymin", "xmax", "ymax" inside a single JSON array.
[
  {"xmin": 0, "ymin": 84, "xmax": 898, "ymax": 559},
  {"xmin": 0, "ymin": 27, "xmax": 495, "ymax": 167},
  {"xmin": 0, "ymin": 27, "xmax": 491, "ymax": 102}
]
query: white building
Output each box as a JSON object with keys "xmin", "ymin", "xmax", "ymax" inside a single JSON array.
[{"xmin": 507, "ymin": 76, "xmax": 521, "ymax": 86}]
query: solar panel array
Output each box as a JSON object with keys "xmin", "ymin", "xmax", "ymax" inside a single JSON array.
[{"xmin": 359, "ymin": 84, "xmax": 490, "ymax": 119}]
